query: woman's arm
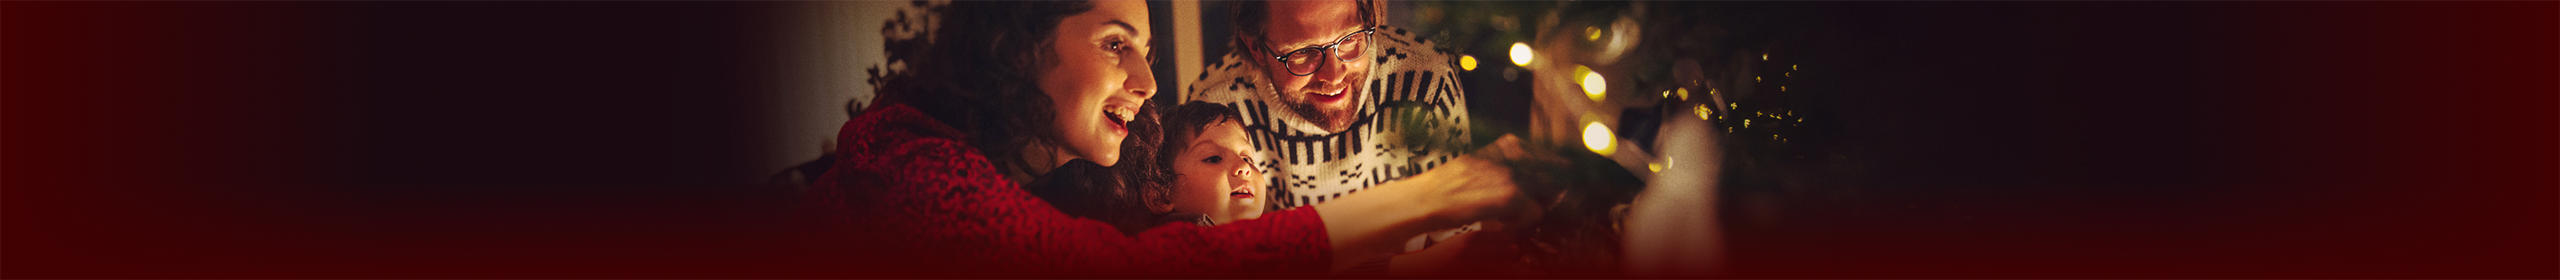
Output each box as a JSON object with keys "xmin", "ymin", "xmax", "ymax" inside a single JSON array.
[
  {"xmin": 822, "ymin": 125, "xmax": 1329, "ymax": 277},
  {"xmin": 1312, "ymin": 135, "xmax": 1544, "ymax": 272}
]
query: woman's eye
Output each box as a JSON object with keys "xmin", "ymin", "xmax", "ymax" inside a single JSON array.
[{"xmin": 1202, "ymin": 155, "xmax": 1223, "ymax": 164}]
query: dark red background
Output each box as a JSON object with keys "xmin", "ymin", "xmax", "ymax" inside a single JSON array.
[{"xmin": 5, "ymin": 1, "xmax": 2552, "ymax": 278}]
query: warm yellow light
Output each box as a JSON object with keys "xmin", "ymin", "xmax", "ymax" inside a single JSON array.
[
  {"xmin": 1508, "ymin": 43, "xmax": 1534, "ymax": 66},
  {"xmin": 1582, "ymin": 122, "xmax": 1615, "ymax": 156},
  {"xmin": 1585, "ymin": 26, "xmax": 1604, "ymax": 41},
  {"xmin": 1459, "ymin": 55, "xmax": 1479, "ymax": 71},
  {"xmin": 1694, "ymin": 104, "xmax": 1712, "ymax": 120},
  {"xmin": 1762, "ymin": 53, "xmax": 1769, "ymax": 61},
  {"xmin": 1662, "ymin": 90, "xmax": 1672, "ymax": 98},
  {"xmin": 1576, "ymin": 65, "xmax": 1606, "ymax": 102},
  {"xmin": 1676, "ymin": 88, "xmax": 1690, "ymax": 100},
  {"xmin": 1743, "ymin": 119, "xmax": 1751, "ymax": 128},
  {"xmin": 1793, "ymin": 64, "xmax": 1800, "ymax": 70},
  {"xmin": 1731, "ymin": 102, "xmax": 1738, "ymax": 109},
  {"xmin": 1785, "ymin": 72, "xmax": 1791, "ymax": 77},
  {"xmin": 1648, "ymin": 163, "xmax": 1663, "ymax": 172},
  {"xmin": 1755, "ymin": 76, "xmax": 1762, "ymax": 82},
  {"xmin": 1780, "ymin": 86, "xmax": 1786, "ymax": 92}
]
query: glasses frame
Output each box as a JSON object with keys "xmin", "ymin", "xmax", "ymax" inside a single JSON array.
[{"xmin": 1265, "ymin": 26, "xmax": 1379, "ymax": 77}]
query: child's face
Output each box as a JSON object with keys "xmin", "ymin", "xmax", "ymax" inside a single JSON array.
[{"xmin": 1170, "ymin": 120, "xmax": 1265, "ymax": 223}]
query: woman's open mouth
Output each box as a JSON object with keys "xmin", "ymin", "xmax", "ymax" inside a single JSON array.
[{"xmin": 1102, "ymin": 105, "xmax": 1133, "ymax": 135}]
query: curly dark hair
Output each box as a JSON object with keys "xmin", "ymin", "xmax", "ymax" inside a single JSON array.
[
  {"xmin": 868, "ymin": 1, "xmax": 1186, "ymax": 235},
  {"xmin": 1147, "ymin": 101, "xmax": 1246, "ymax": 206},
  {"xmin": 870, "ymin": 1, "xmax": 1096, "ymax": 176},
  {"xmin": 1026, "ymin": 103, "xmax": 1167, "ymax": 236}
]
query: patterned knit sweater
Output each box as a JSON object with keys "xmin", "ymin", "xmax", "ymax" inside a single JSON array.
[{"xmin": 805, "ymin": 104, "xmax": 1334, "ymax": 278}]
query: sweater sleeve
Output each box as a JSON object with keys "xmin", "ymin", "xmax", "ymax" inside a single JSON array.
[{"xmin": 813, "ymin": 107, "xmax": 1335, "ymax": 277}]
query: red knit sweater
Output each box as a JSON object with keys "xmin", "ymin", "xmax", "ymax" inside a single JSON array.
[{"xmin": 806, "ymin": 104, "xmax": 1334, "ymax": 277}]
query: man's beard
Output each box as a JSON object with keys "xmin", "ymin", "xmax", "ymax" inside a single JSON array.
[{"xmin": 1272, "ymin": 80, "xmax": 1363, "ymax": 133}]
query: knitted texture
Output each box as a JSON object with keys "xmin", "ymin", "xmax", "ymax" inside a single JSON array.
[{"xmin": 807, "ymin": 104, "xmax": 1334, "ymax": 277}]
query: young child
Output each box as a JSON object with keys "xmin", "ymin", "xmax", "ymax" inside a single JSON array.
[{"xmin": 1143, "ymin": 101, "xmax": 1266, "ymax": 226}]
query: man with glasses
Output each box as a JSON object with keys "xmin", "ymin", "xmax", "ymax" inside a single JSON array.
[{"xmin": 1187, "ymin": 0, "xmax": 1519, "ymax": 276}]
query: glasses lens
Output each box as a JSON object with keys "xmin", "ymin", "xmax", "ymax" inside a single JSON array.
[
  {"xmin": 1285, "ymin": 49, "xmax": 1324, "ymax": 75},
  {"xmin": 1333, "ymin": 33, "xmax": 1368, "ymax": 62}
]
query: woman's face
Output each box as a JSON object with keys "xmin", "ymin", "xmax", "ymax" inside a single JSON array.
[
  {"xmin": 1171, "ymin": 120, "xmax": 1266, "ymax": 223},
  {"xmin": 1040, "ymin": 0, "xmax": 1157, "ymax": 167}
]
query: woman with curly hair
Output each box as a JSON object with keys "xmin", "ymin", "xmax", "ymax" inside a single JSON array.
[{"xmin": 806, "ymin": 1, "xmax": 1537, "ymax": 277}]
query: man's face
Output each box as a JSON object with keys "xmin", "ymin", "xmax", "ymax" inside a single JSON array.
[{"xmin": 1254, "ymin": 0, "xmax": 1370, "ymax": 133}]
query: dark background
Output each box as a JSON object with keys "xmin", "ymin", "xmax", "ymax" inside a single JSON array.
[{"xmin": 5, "ymin": 1, "xmax": 2551, "ymax": 278}]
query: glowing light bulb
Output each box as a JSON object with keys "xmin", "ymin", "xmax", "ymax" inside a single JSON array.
[
  {"xmin": 1459, "ymin": 55, "xmax": 1479, "ymax": 71},
  {"xmin": 1762, "ymin": 53, "xmax": 1769, "ymax": 61},
  {"xmin": 1508, "ymin": 43, "xmax": 1534, "ymax": 66},
  {"xmin": 1793, "ymin": 64, "xmax": 1800, "ymax": 70},
  {"xmin": 1676, "ymin": 88, "xmax": 1689, "ymax": 100},
  {"xmin": 1582, "ymin": 122, "xmax": 1615, "ymax": 156},
  {"xmin": 1743, "ymin": 119, "xmax": 1751, "ymax": 128},
  {"xmin": 1647, "ymin": 163, "xmax": 1663, "ymax": 172},
  {"xmin": 1755, "ymin": 76, "xmax": 1761, "ymax": 82},
  {"xmin": 1694, "ymin": 104, "xmax": 1712, "ymax": 120},
  {"xmin": 1585, "ymin": 26, "xmax": 1603, "ymax": 41},
  {"xmin": 1581, "ymin": 71, "xmax": 1608, "ymax": 102}
]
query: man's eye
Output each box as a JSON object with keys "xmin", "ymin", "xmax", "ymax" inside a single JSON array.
[{"xmin": 1203, "ymin": 155, "xmax": 1223, "ymax": 164}]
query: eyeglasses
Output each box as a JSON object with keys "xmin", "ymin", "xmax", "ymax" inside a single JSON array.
[{"xmin": 1266, "ymin": 27, "xmax": 1377, "ymax": 76}]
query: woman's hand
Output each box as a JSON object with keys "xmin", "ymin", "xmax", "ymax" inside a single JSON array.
[
  {"xmin": 1388, "ymin": 223, "xmax": 1540, "ymax": 277},
  {"xmin": 1414, "ymin": 135, "xmax": 1549, "ymax": 228},
  {"xmin": 1315, "ymin": 134, "xmax": 1557, "ymax": 273}
]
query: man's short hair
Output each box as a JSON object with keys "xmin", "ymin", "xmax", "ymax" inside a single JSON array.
[{"xmin": 1227, "ymin": 0, "xmax": 1375, "ymax": 57}]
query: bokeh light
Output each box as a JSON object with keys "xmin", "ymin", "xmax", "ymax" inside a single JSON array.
[
  {"xmin": 1578, "ymin": 67, "xmax": 1608, "ymax": 102},
  {"xmin": 1583, "ymin": 122, "xmax": 1615, "ymax": 156},
  {"xmin": 1459, "ymin": 55, "xmax": 1479, "ymax": 71},
  {"xmin": 1508, "ymin": 43, "xmax": 1534, "ymax": 66}
]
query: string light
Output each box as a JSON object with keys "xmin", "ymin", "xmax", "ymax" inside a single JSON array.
[
  {"xmin": 1582, "ymin": 122, "xmax": 1615, "ymax": 156},
  {"xmin": 1576, "ymin": 65, "xmax": 1606, "ymax": 102},
  {"xmin": 1508, "ymin": 43, "xmax": 1534, "ymax": 66},
  {"xmin": 1585, "ymin": 26, "xmax": 1604, "ymax": 41},
  {"xmin": 1459, "ymin": 55, "xmax": 1479, "ymax": 71},
  {"xmin": 1694, "ymin": 104, "xmax": 1712, "ymax": 120}
]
